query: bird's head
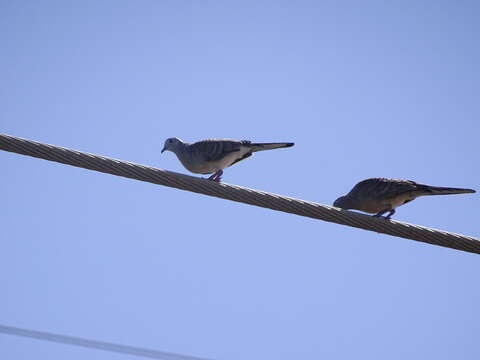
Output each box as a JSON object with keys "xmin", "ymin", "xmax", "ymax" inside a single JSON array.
[
  {"xmin": 161, "ymin": 137, "xmax": 183, "ymax": 154},
  {"xmin": 333, "ymin": 195, "xmax": 352, "ymax": 210}
]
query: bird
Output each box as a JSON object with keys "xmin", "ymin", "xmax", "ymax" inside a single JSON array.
[
  {"xmin": 161, "ymin": 137, "xmax": 294, "ymax": 182},
  {"xmin": 333, "ymin": 178, "xmax": 475, "ymax": 219}
]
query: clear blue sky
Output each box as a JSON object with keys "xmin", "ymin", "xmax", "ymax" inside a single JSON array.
[{"xmin": 1, "ymin": 1, "xmax": 479, "ymax": 359}]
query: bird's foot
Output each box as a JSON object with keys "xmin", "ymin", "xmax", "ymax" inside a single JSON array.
[
  {"xmin": 207, "ymin": 170, "xmax": 223, "ymax": 182},
  {"xmin": 385, "ymin": 209, "xmax": 395, "ymax": 219},
  {"xmin": 373, "ymin": 209, "xmax": 395, "ymax": 219},
  {"xmin": 207, "ymin": 175, "xmax": 222, "ymax": 182},
  {"xmin": 372, "ymin": 214, "xmax": 390, "ymax": 220}
]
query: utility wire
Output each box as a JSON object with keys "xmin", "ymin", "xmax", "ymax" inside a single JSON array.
[
  {"xmin": 0, "ymin": 324, "xmax": 212, "ymax": 360},
  {"xmin": 1, "ymin": 133, "xmax": 479, "ymax": 254}
]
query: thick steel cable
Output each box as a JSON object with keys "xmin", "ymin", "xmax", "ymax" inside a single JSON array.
[
  {"xmin": 1, "ymin": 133, "xmax": 479, "ymax": 254},
  {"xmin": 0, "ymin": 324, "xmax": 211, "ymax": 360}
]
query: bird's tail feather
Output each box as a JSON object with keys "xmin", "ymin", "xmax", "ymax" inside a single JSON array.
[
  {"xmin": 249, "ymin": 142, "xmax": 294, "ymax": 152},
  {"xmin": 420, "ymin": 185, "xmax": 476, "ymax": 196}
]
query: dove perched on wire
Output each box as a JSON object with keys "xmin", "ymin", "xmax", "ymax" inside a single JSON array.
[
  {"xmin": 333, "ymin": 178, "xmax": 475, "ymax": 219},
  {"xmin": 161, "ymin": 137, "xmax": 294, "ymax": 182}
]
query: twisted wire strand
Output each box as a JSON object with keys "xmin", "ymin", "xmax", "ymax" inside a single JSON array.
[
  {"xmin": 1, "ymin": 133, "xmax": 479, "ymax": 254},
  {"xmin": 0, "ymin": 324, "xmax": 211, "ymax": 360}
]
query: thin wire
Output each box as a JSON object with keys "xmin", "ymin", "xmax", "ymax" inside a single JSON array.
[
  {"xmin": 1, "ymin": 133, "xmax": 479, "ymax": 254},
  {"xmin": 0, "ymin": 324, "xmax": 212, "ymax": 360}
]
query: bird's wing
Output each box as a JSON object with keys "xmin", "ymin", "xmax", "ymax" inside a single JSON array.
[
  {"xmin": 189, "ymin": 139, "xmax": 243, "ymax": 162},
  {"xmin": 349, "ymin": 178, "xmax": 419, "ymax": 200}
]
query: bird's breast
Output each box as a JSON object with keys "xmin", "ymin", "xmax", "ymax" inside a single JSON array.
[{"xmin": 355, "ymin": 193, "xmax": 417, "ymax": 213}]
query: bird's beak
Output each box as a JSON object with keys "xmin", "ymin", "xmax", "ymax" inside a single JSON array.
[{"xmin": 161, "ymin": 147, "xmax": 166, "ymax": 154}]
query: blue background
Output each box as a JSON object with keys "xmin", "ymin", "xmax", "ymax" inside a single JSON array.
[{"xmin": 1, "ymin": 1, "xmax": 479, "ymax": 359}]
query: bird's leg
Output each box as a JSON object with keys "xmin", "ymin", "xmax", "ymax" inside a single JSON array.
[
  {"xmin": 373, "ymin": 210, "xmax": 387, "ymax": 218},
  {"xmin": 385, "ymin": 209, "xmax": 396, "ymax": 219},
  {"xmin": 208, "ymin": 170, "xmax": 223, "ymax": 182},
  {"xmin": 373, "ymin": 207, "xmax": 395, "ymax": 219}
]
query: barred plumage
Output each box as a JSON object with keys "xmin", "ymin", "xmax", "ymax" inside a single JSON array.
[
  {"xmin": 334, "ymin": 178, "xmax": 475, "ymax": 219},
  {"xmin": 161, "ymin": 137, "xmax": 294, "ymax": 182}
]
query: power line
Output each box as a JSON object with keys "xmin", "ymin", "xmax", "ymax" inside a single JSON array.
[
  {"xmin": 1, "ymin": 133, "xmax": 479, "ymax": 254},
  {"xmin": 0, "ymin": 324, "xmax": 212, "ymax": 360}
]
